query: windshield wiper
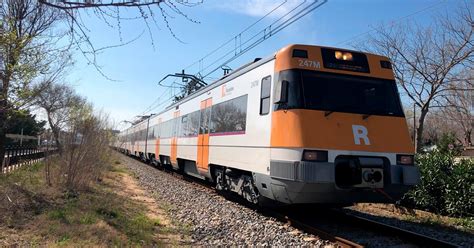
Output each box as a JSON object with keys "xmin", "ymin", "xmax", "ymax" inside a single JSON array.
[
  {"xmin": 362, "ymin": 114, "xmax": 371, "ymax": 120},
  {"xmin": 324, "ymin": 111, "xmax": 334, "ymax": 117}
]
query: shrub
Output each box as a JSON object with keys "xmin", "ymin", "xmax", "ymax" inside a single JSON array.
[
  {"xmin": 436, "ymin": 132, "xmax": 462, "ymax": 155},
  {"xmin": 404, "ymin": 151, "xmax": 474, "ymax": 217}
]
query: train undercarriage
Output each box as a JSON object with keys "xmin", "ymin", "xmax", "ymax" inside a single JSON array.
[{"xmin": 119, "ymin": 148, "xmax": 417, "ymax": 206}]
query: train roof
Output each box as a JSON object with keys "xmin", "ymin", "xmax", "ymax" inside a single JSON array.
[{"xmin": 121, "ymin": 44, "xmax": 388, "ymax": 132}]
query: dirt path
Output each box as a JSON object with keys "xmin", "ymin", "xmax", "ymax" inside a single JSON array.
[
  {"xmin": 108, "ymin": 159, "xmax": 189, "ymax": 245},
  {"xmin": 0, "ymin": 156, "xmax": 189, "ymax": 246}
]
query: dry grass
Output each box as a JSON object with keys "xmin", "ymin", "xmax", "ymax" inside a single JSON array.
[
  {"xmin": 0, "ymin": 156, "xmax": 187, "ymax": 246},
  {"xmin": 352, "ymin": 203, "xmax": 474, "ymax": 232}
]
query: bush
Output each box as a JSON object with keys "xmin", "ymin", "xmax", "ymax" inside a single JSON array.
[
  {"xmin": 404, "ymin": 151, "xmax": 474, "ymax": 217},
  {"xmin": 436, "ymin": 132, "xmax": 462, "ymax": 155}
]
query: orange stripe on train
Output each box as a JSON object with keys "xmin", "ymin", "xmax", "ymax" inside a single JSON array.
[
  {"xmin": 274, "ymin": 44, "xmax": 394, "ymax": 80},
  {"xmin": 270, "ymin": 109, "xmax": 414, "ymax": 153}
]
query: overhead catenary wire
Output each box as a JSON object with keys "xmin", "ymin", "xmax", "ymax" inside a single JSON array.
[
  {"xmin": 196, "ymin": 0, "xmax": 308, "ymax": 77},
  {"xmin": 140, "ymin": 1, "xmax": 286, "ymax": 115},
  {"xmin": 335, "ymin": 0, "xmax": 446, "ymax": 46},
  {"xmin": 142, "ymin": 0, "xmax": 328, "ymax": 116},
  {"xmin": 140, "ymin": 86, "xmax": 173, "ymax": 115},
  {"xmin": 138, "ymin": 0, "xmax": 450, "ymax": 121},
  {"xmin": 182, "ymin": 0, "xmax": 289, "ymax": 72},
  {"xmin": 197, "ymin": 0, "xmax": 328, "ymax": 79}
]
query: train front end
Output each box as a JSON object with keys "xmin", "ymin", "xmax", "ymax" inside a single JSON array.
[{"xmin": 259, "ymin": 45, "xmax": 420, "ymax": 204}]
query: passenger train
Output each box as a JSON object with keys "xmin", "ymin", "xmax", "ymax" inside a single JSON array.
[{"xmin": 114, "ymin": 44, "xmax": 420, "ymax": 205}]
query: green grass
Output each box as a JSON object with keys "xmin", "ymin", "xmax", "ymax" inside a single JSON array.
[
  {"xmin": 48, "ymin": 209, "xmax": 69, "ymax": 223},
  {"xmin": 93, "ymin": 193, "xmax": 161, "ymax": 243},
  {"xmin": 41, "ymin": 187, "xmax": 164, "ymax": 245},
  {"xmin": 109, "ymin": 166, "xmax": 128, "ymax": 174},
  {"xmin": 402, "ymin": 213, "xmax": 474, "ymax": 232},
  {"xmin": 0, "ymin": 162, "xmax": 45, "ymax": 188},
  {"xmin": 0, "ymin": 159, "xmax": 174, "ymax": 246}
]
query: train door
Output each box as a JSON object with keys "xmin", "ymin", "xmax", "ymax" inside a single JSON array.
[
  {"xmin": 197, "ymin": 98, "xmax": 212, "ymax": 172},
  {"xmin": 171, "ymin": 111, "xmax": 180, "ymax": 166},
  {"xmin": 155, "ymin": 118, "xmax": 161, "ymax": 162}
]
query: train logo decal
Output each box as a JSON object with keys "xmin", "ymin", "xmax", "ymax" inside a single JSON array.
[
  {"xmin": 221, "ymin": 84, "xmax": 234, "ymax": 97},
  {"xmin": 352, "ymin": 125, "xmax": 370, "ymax": 145}
]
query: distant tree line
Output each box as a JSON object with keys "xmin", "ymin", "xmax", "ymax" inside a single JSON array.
[
  {"xmin": 0, "ymin": 0, "xmax": 201, "ymax": 163},
  {"xmin": 359, "ymin": 3, "xmax": 473, "ymax": 152}
]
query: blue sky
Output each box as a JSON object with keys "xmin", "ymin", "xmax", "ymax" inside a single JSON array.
[{"xmin": 64, "ymin": 0, "xmax": 456, "ymax": 129}]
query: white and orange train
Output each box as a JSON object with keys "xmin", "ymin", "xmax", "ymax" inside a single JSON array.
[{"xmin": 115, "ymin": 44, "xmax": 420, "ymax": 205}]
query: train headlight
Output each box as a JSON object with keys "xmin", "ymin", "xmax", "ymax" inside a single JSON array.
[
  {"xmin": 335, "ymin": 51, "xmax": 353, "ymax": 61},
  {"xmin": 302, "ymin": 150, "xmax": 328, "ymax": 162},
  {"xmin": 396, "ymin": 154, "xmax": 414, "ymax": 165}
]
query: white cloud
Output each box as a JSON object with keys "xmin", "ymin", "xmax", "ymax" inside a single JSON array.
[{"xmin": 213, "ymin": 0, "xmax": 304, "ymax": 18}]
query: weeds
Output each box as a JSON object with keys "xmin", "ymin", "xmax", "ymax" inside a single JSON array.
[
  {"xmin": 109, "ymin": 166, "xmax": 128, "ymax": 174},
  {"xmin": 403, "ymin": 151, "xmax": 474, "ymax": 217},
  {"xmin": 0, "ymin": 158, "xmax": 173, "ymax": 246}
]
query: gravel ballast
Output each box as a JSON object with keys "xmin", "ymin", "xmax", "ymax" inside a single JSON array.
[
  {"xmin": 346, "ymin": 205, "xmax": 474, "ymax": 247},
  {"xmin": 119, "ymin": 154, "xmax": 335, "ymax": 247}
]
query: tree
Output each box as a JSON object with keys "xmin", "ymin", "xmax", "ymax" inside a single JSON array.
[
  {"xmin": 5, "ymin": 109, "xmax": 45, "ymax": 137},
  {"xmin": 0, "ymin": 0, "xmax": 67, "ymax": 164},
  {"xmin": 0, "ymin": 0, "xmax": 201, "ymax": 162},
  {"xmin": 442, "ymin": 71, "xmax": 474, "ymax": 146},
  {"xmin": 38, "ymin": 0, "xmax": 202, "ymax": 80},
  {"xmin": 33, "ymin": 81, "xmax": 86, "ymax": 154},
  {"xmin": 359, "ymin": 5, "xmax": 474, "ymax": 152}
]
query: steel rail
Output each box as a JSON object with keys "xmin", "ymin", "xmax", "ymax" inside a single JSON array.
[
  {"xmin": 266, "ymin": 210, "xmax": 364, "ymax": 248},
  {"xmin": 332, "ymin": 210, "xmax": 459, "ymax": 248},
  {"xmin": 119, "ymin": 151, "xmax": 460, "ymax": 248}
]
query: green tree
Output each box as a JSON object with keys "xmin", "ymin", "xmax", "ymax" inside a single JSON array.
[
  {"xmin": 33, "ymin": 81, "xmax": 86, "ymax": 154},
  {"xmin": 436, "ymin": 132, "xmax": 462, "ymax": 155},
  {"xmin": 5, "ymin": 109, "xmax": 45, "ymax": 136},
  {"xmin": 358, "ymin": 5, "xmax": 473, "ymax": 152},
  {"xmin": 0, "ymin": 0, "xmax": 66, "ymax": 163}
]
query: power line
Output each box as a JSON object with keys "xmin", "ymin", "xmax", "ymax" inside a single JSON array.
[
  {"xmin": 183, "ymin": 0, "xmax": 289, "ymax": 72},
  {"xmin": 335, "ymin": 0, "xmax": 446, "ymax": 46},
  {"xmin": 140, "ymin": 86, "xmax": 172, "ymax": 115},
  {"xmin": 198, "ymin": 0, "xmax": 328, "ymax": 79},
  {"xmin": 139, "ymin": 0, "xmax": 287, "ymax": 114},
  {"xmin": 142, "ymin": 0, "xmax": 328, "ymax": 116}
]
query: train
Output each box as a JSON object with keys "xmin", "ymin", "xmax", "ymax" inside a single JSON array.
[{"xmin": 114, "ymin": 44, "xmax": 420, "ymax": 205}]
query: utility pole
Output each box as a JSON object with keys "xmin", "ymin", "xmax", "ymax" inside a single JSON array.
[{"xmin": 413, "ymin": 103, "xmax": 417, "ymax": 152}]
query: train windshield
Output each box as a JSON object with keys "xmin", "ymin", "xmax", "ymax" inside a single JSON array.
[{"xmin": 277, "ymin": 70, "xmax": 404, "ymax": 117}]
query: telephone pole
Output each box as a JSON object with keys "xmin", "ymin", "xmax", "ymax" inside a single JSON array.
[{"xmin": 413, "ymin": 103, "xmax": 417, "ymax": 152}]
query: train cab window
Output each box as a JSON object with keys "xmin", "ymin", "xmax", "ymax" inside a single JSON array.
[{"xmin": 260, "ymin": 76, "xmax": 271, "ymax": 115}]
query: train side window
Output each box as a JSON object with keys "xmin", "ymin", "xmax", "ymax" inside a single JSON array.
[
  {"xmin": 180, "ymin": 115, "xmax": 188, "ymax": 137},
  {"xmin": 154, "ymin": 124, "xmax": 160, "ymax": 138},
  {"xmin": 210, "ymin": 94, "xmax": 248, "ymax": 135},
  {"xmin": 260, "ymin": 76, "xmax": 271, "ymax": 115},
  {"xmin": 188, "ymin": 110, "xmax": 200, "ymax": 136},
  {"xmin": 148, "ymin": 126, "xmax": 154, "ymax": 139}
]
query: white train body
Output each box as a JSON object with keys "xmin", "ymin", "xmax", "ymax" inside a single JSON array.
[{"xmin": 116, "ymin": 44, "xmax": 420, "ymax": 205}]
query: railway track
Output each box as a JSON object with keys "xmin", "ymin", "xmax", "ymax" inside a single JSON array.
[
  {"xmin": 126, "ymin": 153, "xmax": 460, "ymax": 248},
  {"xmin": 267, "ymin": 210, "xmax": 363, "ymax": 248},
  {"xmin": 271, "ymin": 207, "xmax": 459, "ymax": 248},
  {"xmin": 332, "ymin": 210, "xmax": 459, "ymax": 248}
]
